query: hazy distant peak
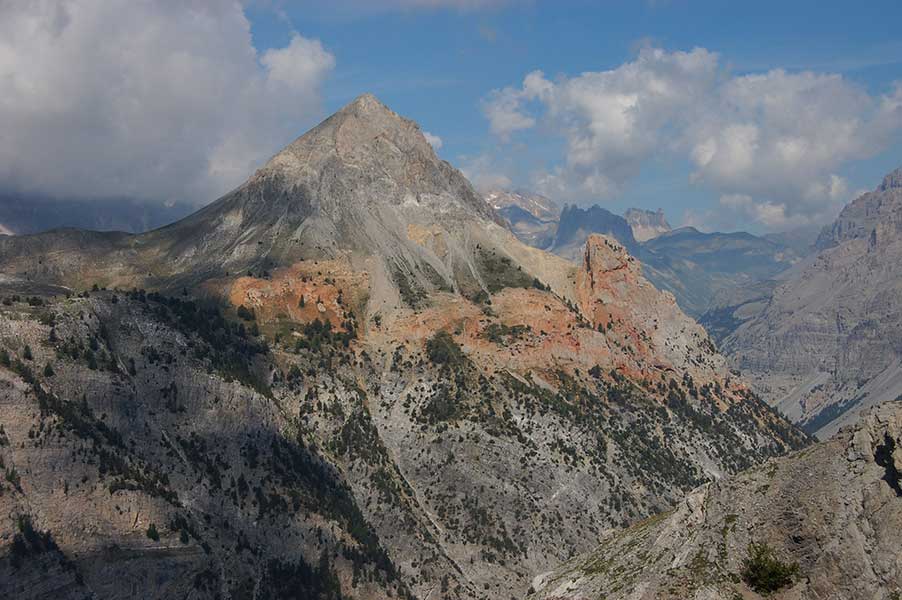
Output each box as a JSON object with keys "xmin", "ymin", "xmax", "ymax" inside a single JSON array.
[
  {"xmin": 484, "ymin": 189, "xmax": 560, "ymax": 222},
  {"xmin": 624, "ymin": 207, "xmax": 671, "ymax": 242}
]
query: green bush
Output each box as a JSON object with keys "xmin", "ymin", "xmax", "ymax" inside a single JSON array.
[
  {"xmin": 236, "ymin": 305, "xmax": 255, "ymax": 321},
  {"xmin": 741, "ymin": 542, "xmax": 798, "ymax": 594},
  {"xmin": 425, "ymin": 331, "xmax": 464, "ymax": 366},
  {"xmin": 146, "ymin": 523, "xmax": 160, "ymax": 542}
]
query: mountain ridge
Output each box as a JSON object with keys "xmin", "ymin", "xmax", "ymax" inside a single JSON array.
[{"xmin": 529, "ymin": 399, "xmax": 902, "ymax": 600}]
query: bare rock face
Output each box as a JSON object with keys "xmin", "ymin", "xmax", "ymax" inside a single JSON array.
[
  {"xmin": 721, "ymin": 166, "xmax": 902, "ymax": 438},
  {"xmin": 0, "ymin": 95, "xmax": 808, "ymax": 600},
  {"xmin": 816, "ymin": 167, "xmax": 902, "ymax": 250},
  {"xmin": 624, "ymin": 208, "xmax": 671, "ymax": 242},
  {"xmin": 576, "ymin": 235, "xmax": 726, "ymax": 383},
  {"xmin": 529, "ymin": 399, "xmax": 902, "ymax": 600}
]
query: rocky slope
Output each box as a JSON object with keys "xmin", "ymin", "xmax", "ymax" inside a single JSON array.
[
  {"xmin": 624, "ymin": 208, "xmax": 670, "ymax": 242},
  {"xmin": 720, "ymin": 168, "xmax": 902, "ymax": 438},
  {"xmin": 0, "ymin": 95, "xmax": 807, "ymax": 600},
  {"xmin": 529, "ymin": 399, "xmax": 902, "ymax": 600}
]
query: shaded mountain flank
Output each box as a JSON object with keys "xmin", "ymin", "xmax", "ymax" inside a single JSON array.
[
  {"xmin": 718, "ymin": 167, "xmax": 902, "ymax": 439},
  {"xmin": 0, "ymin": 95, "xmax": 808, "ymax": 600}
]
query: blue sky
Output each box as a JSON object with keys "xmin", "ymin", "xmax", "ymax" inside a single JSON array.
[
  {"xmin": 245, "ymin": 0, "xmax": 902, "ymax": 232},
  {"xmin": 2, "ymin": 1, "xmax": 901, "ymax": 233}
]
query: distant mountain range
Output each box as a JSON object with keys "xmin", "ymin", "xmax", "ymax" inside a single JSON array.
[
  {"xmin": 0, "ymin": 194, "xmax": 195, "ymax": 235},
  {"xmin": 485, "ymin": 189, "xmax": 560, "ymax": 248},
  {"xmin": 488, "ymin": 192, "xmax": 813, "ymax": 318}
]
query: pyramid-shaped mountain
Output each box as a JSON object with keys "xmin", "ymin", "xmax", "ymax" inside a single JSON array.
[{"xmin": 1, "ymin": 94, "xmax": 568, "ymax": 309}]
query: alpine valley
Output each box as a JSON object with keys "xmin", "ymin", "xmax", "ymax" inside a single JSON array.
[{"xmin": 0, "ymin": 95, "xmax": 811, "ymax": 600}]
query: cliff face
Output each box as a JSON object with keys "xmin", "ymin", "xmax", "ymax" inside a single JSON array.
[
  {"xmin": 530, "ymin": 400, "xmax": 902, "ymax": 600},
  {"xmin": 624, "ymin": 208, "xmax": 670, "ymax": 242},
  {"xmin": 720, "ymin": 167, "xmax": 902, "ymax": 438},
  {"xmin": 575, "ymin": 235, "xmax": 726, "ymax": 383},
  {"xmin": 0, "ymin": 95, "xmax": 807, "ymax": 600}
]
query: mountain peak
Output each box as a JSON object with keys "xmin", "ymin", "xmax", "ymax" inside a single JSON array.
[
  {"xmin": 879, "ymin": 166, "xmax": 902, "ymax": 191},
  {"xmin": 262, "ymin": 92, "xmax": 435, "ymax": 180},
  {"xmin": 624, "ymin": 207, "xmax": 671, "ymax": 242},
  {"xmin": 816, "ymin": 164, "xmax": 902, "ymax": 250},
  {"xmin": 344, "ymin": 92, "xmax": 392, "ymax": 113}
]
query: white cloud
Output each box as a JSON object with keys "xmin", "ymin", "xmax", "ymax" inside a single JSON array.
[
  {"xmin": 481, "ymin": 87, "xmax": 537, "ymax": 139},
  {"xmin": 423, "ymin": 131, "xmax": 444, "ymax": 150},
  {"xmin": 483, "ymin": 47, "xmax": 902, "ymax": 229},
  {"xmin": 460, "ymin": 154, "xmax": 512, "ymax": 192},
  {"xmin": 0, "ymin": 0, "xmax": 335, "ymax": 204}
]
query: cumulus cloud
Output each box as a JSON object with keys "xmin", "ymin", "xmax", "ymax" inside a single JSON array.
[
  {"xmin": 278, "ymin": 0, "xmax": 514, "ymax": 17},
  {"xmin": 0, "ymin": 0, "xmax": 335, "ymax": 204},
  {"xmin": 423, "ymin": 131, "xmax": 444, "ymax": 150},
  {"xmin": 326, "ymin": 0, "xmax": 512, "ymax": 10},
  {"xmin": 483, "ymin": 47, "xmax": 902, "ymax": 229},
  {"xmin": 460, "ymin": 155, "xmax": 512, "ymax": 192}
]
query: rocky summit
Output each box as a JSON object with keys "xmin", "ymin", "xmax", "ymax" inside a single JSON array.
[
  {"xmin": 529, "ymin": 399, "xmax": 902, "ymax": 600},
  {"xmin": 0, "ymin": 95, "xmax": 807, "ymax": 600},
  {"xmin": 624, "ymin": 208, "xmax": 670, "ymax": 243},
  {"xmin": 719, "ymin": 167, "xmax": 902, "ymax": 438}
]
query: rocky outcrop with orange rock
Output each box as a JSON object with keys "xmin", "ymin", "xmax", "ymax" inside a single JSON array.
[{"xmin": 575, "ymin": 234, "xmax": 726, "ymax": 386}]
